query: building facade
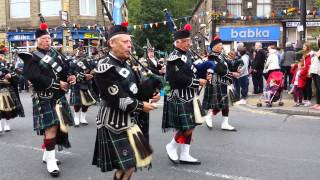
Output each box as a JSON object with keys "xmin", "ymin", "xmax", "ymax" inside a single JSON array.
[
  {"xmin": 0, "ymin": 0, "xmax": 127, "ymax": 53},
  {"xmin": 191, "ymin": 0, "xmax": 319, "ymax": 52}
]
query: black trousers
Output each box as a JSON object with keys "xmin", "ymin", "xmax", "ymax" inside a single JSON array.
[
  {"xmin": 252, "ymin": 71, "xmax": 264, "ymax": 94},
  {"xmin": 281, "ymin": 66, "xmax": 293, "ymax": 90},
  {"xmin": 303, "ymin": 77, "xmax": 313, "ymax": 101},
  {"xmin": 312, "ymin": 74, "xmax": 320, "ymax": 104}
]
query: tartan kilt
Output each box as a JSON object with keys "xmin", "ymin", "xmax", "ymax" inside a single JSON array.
[
  {"xmin": 69, "ymin": 84, "xmax": 81, "ymax": 106},
  {"xmin": 162, "ymin": 95, "xmax": 196, "ymax": 131},
  {"xmin": 33, "ymin": 95, "xmax": 73, "ymax": 135},
  {"xmin": 202, "ymin": 83, "xmax": 229, "ymax": 111},
  {"xmin": 0, "ymin": 87, "xmax": 24, "ymax": 119},
  {"xmin": 92, "ymin": 127, "xmax": 136, "ymax": 172},
  {"xmin": 69, "ymin": 84, "xmax": 97, "ymax": 106}
]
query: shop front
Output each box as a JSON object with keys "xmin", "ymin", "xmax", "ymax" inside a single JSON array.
[
  {"xmin": 218, "ymin": 25, "xmax": 282, "ymax": 52},
  {"xmin": 7, "ymin": 30, "xmax": 63, "ymax": 52},
  {"xmin": 284, "ymin": 20, "xmax": 320, "ymax": 46},
  {"xmin": 71, "ymin": 30, "xmax": 102, "ymax": 56}
]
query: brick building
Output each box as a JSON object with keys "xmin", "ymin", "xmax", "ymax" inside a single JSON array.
[
  {"xmin": 191, "ymin": 0, "xmax": 319, "ymax": 52},
  {"xmin": 0, "ymin": 0, "xmax": 128, "ymax": 53}
]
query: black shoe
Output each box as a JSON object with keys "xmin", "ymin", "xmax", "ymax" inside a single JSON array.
[
  {"xmin": 168, "ymin": 155, "xmax": 179, "ymax": 164},
  {"xmin": 179, "ymin": 160, "xmax": 201, "ymax": 165},
  {"xmin": 43, "ymin": 160, "xmax": 61, "ymax": 165},
  {"xmin": 49, "ymin": 170, "xmax": 60, "ymax": 177},
  {"xmin": 221, "ymin": 128, "xmax": 237, "ymax": 132}
]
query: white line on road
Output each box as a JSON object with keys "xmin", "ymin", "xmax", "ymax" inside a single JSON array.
[
  {"xmin": 0, "ymin": 141, "xmax": 74, "ymax": 155},
  {"xmin": 170, "ymin": 166, "xmax": 256, "ymax": 180}
]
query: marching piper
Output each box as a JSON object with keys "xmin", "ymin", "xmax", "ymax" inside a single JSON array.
[
  {"xmin": 0, "ymin": 51, "xmax": 25, "ymax": 133},
  {"xmin": 69, "ymin": 51, "xmax": 97, "ymax": 127},
  {"xmin": 19, "ymin": 22, "xmax": 76, "ymax": 177},
  {"xmin": 162, "ymin": 24, "xmax": 208, "ymax": 165},
  {"xmin": 92, "ymin": 22, "xmax": 157, "ymax": 180}
]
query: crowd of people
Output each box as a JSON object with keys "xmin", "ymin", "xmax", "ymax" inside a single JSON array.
[{"xmin": 0, "ymin": 19, "xmax": 320, "ymax": 180}]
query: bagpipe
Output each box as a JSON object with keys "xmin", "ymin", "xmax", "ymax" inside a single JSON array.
[{"xmin": 129, "ymin": 53, "xmax": 164, "ymax": 102}]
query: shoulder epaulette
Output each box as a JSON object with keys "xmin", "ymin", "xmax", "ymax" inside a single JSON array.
[
  {"xmin": 95, "ymin": 57, "xmax": 114, "ymax": 73},
  {"xmin": 18, "ymin": 52, "xmax": 33, "ymax": 62},
  {"xmin": 167, "ymin": 50, "xmax": 182, "ymax": 62}
]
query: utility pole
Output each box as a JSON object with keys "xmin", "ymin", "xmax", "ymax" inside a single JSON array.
[
  {"xmin": 211, "ymin": 0, "xmax": 216, "ymax": 37},
  {"xmin": 300, "ymin": 0, "xmax": 306, "ymax": 43}
]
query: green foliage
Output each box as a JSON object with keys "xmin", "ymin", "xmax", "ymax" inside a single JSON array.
[{"xmin": 128, "ymin": 0, "xmax": 198, "ymax": 57}]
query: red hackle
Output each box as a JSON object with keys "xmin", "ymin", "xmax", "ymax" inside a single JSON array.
[
  {"xmin": 184, "ymin": 24, "xmax": 192, "ymax": 31},
  {"xmin": 39, "ymin": 23, "xmax": 48, "ymax": 30},
  {"xmin": 121, "ymin": 21, "xmax": 129, "ymax": 27}
]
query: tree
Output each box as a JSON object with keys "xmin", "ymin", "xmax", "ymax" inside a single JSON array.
[{"xmin": 128, "ymin": 0, "xmax": 198, "ymax": 57}]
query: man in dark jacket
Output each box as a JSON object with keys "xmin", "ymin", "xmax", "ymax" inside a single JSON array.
[
  {"xmin": 281, "ymin": 42, "xmax": 296, "ymax": 90},
  {"xmin": 252, "ymin": 42, "xmax": 266, "ymax": 94}
]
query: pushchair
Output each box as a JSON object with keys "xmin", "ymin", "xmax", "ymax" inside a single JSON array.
[{"xmin": 257, "ymin": 71, "xmax": 284, "ymax": 107}]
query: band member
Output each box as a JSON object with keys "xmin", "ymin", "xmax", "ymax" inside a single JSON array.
[
  {"xmin": 203, "ymin": 36, "xmax": 237, "ymax": 131},
  {"xmin": 0, "ymin": 52, "xmax": 25, "ymax": 133},
  {"xmin": 146, "ymin": 46, "xmax": 165, "ymax": 76},
  {"xmin": 162, "ymin": 24, "xmax": 207, "ymax": 165},
  {"xmin": 19, "ymin": 22, "xmax": 76, "ymax": 177},
  {"xmin": 69, "ymin": 51, "xmax": 97, "ymax": 127},
  {"xmin": 92, "ymin": 23, "xmax": 157, "ymax": 180}
]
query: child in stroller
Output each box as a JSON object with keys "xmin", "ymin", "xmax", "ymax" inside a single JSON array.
[{"xmin": 257, "ymin": 71, "xmax": 284, "ymax": 107}]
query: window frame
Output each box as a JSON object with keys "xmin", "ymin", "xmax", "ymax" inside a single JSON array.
[
  {"xmin": 227, "ymin": 0, "xmax": 242, "ymax": 17},
  {"xmin": 40, "ymin": 0, "xmax": 62, "ymax": 17},
  {"xmin": 79, "ymin": 0, "xmax": 97, "ymax": 16},
  {"xmin": 256, "ymin": 0, "xmax": 272, "ymax": 17},
  {"xmin": 10, "ymin": 0, "xmax": 31, "ymax": 19}
]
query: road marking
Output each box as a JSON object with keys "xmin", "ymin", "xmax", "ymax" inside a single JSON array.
[
  {"xmin": 232, "ymin": 105, "xmax": 277, "ymax": 115},
  {"xmin": 0, "ymin": 141, "xmax": 74, "ymax": 155},
  {"xmin": 170, "ymin": 166, "xmax": 256, "ymax": 180}
]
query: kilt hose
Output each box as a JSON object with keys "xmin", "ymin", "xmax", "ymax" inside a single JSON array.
[
  {"xmin": 162, "ymin": 95, "xmax": 196, "ymax": 132},
  {"xmin": 202, "ymin": 83, "xmax": 229, "ymax": 111},
  {"xmin": 92, "ymin": 126, "xmax": 136, "ymax": 172}
]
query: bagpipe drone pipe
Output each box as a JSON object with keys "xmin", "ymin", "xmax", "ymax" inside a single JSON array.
[{"xmin": 129, "ymin": 54, "xmax": 164, "ymax": 101}]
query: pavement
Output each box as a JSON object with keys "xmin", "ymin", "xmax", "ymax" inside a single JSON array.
[{"xmin": 238, "ymin": 91, "xmax": 320, "ymax": 117}]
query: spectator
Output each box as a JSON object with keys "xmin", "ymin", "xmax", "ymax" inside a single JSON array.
[
  {"xmin": 252, "ymin": 42, "xmax": 266, "ymax": 94},
  {"xmin": 264, "ymin": 45, "xmax": 281, "ymax": 80},
  {"xmin": 301, "ymin": 43, "xmax": 313, "ymax": 107},
  {"xmin": 290, "ymin": 61, "xmax": 308, "ymax": 106},
  {"xmin": 281, "ymin": 42, "xmax": 296, "ymax": 90},
  {"xmin": 309, "ymin": 42, "xmax": 320, "ymax": 109},
  {"xmin": 234, "ymin": 47, "xmax": 249, "ymax": 104}
]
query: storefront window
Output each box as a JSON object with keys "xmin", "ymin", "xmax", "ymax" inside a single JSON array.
[
  {"xmin": 257, "ymin": 0, "xmax": 271, "ymax": 17},
  {"xmin": 227, "ymin": 0, "xmax": 242, "ymax": 17},
  {"xmin": 80, "ymin": 0, "xmax": 97, "ymax": 16},
  {"xmin": 40, "ymin": 0, "xmax": 61, "ymax": 17},
  {"xmin": 10, "ymin": 0, "xmax": 30, "ymax": 18}
]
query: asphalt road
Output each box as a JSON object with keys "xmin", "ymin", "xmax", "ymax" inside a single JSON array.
[{"xmin": 0, "ymin": 92, "xmax": 320, "ymax": 180}]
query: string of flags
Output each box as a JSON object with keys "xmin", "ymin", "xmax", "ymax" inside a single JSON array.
[{"xmin": 128, "ymin": 7, "xmax": 320, "ymax": 31}]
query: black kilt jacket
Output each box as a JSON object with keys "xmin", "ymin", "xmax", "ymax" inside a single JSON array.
[
  {"xmin": 0, "ymin": 62, "xmax": 25, "ymax": 119},
  {"xmin": 162, "ymin": 48, "xmax": 200, "ymax": 131},
  {"xmin": 69, "ymin": 58, "xmax": 97, "ymax": 106},
  {"xmin": 21, "ymin": 48, "xmax": 73, "ymax": 135},
  {"xmin": 92, "ymin": 53, "xmax": 147, "ymax": 172},
  {"xmin": 202, "ymin": 52, "xmax": 232, "ymax": 111}
]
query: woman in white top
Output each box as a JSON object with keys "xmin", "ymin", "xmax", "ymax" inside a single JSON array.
[
  {"xmin": 310, "ymin": 40, "xmax": 320, "ymax": 109},
  {"xmin": 264, "ymin": 45, "xmax": 281, "ymax": 79}
]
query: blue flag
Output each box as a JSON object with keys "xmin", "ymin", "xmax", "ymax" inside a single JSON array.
[
  {"xmin": 164, "ymin": 10, "xmax": 175, "ymax": 32},
  {"xmin": 113, "ymin": 0, "xmax": 123, "ymax": 25}
]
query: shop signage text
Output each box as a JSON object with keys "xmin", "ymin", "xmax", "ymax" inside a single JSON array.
[
  {"xmin": 286, "ymin": 21, "xmax": 320, "ymax": 27},
  {"xmin": 219, "ymin": 26, "xmax": 281, "ymax": 41}
]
